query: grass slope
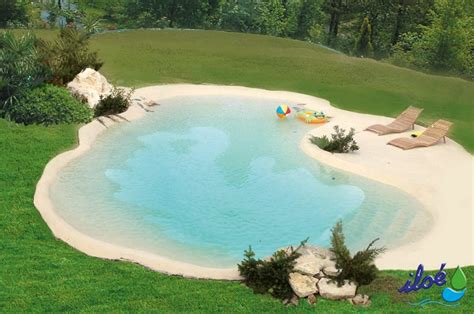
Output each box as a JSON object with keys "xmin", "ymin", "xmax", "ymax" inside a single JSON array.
[
  {"xmin": 1, "ymin": 29, "xmax": 473, "ymax": 312},
  {"xmin": 91, "ymin": 30, "xmax": 473, "ymax": 152}
]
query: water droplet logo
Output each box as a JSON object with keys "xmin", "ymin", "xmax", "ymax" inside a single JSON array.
[{"xmin": 441, "ymin": 266, "xmax": 467, "ymax": 302}]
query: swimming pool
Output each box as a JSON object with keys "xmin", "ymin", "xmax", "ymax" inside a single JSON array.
[{"xmin": 50, "ymin": 95, "xmax": 430, "ymax": 268}]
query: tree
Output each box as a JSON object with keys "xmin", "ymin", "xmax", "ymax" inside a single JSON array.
[
  {"xmin": 391, "ymin": 0, "xmax": 434, "ymax": 46},
  {"xmin": 412, "ymin": 0, "xmax": 470, "ymax": 72},
  {"xmin": 0, "ymin": 0, "xmax": 28, "ymax": 27},
  {"xmin": 256, "ymin": 0, "xmax": 287, "ymax": 36},
  {"xmin": 126, "ymin": 0, "xmax": 209, "ymax": 28},
  {"xmin": 294, "ymin": 0, "xmax": 325, "ymax": 39},
  {"xmin": 354, "ymin": 16, "xmax": 373, "ymax": 57},
  {"xmin": 38, "ymin": 28, "xmax": 103, "ymax": 85},
  {"xmin": 323, "ymin": 0, "xmax": 349, "ymax": 45},
  {"xmin": 219, "ymin": 0, "xmax": 260, "ymax": 33}
]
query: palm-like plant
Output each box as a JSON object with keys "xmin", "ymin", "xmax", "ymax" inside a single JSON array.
[
  {"xmin": 81, "ymin": 15, "xmax": 103, "ymax": 35},
  {"xmin": 38, "ymin": 28, "xmax": 103, "ymax": 85},
  {"xmin": 0, "ymin": 31, "xmax": 49, "ymax": 115}
]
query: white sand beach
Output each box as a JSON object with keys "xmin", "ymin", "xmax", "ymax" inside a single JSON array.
[{"xmin": 34, "ymin": 84, "xmax": 473, "ymax": 279}]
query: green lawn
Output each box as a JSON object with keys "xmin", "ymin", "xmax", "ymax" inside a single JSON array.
[
  {"xmin": 1, "ymin": 29, "xmax": 473, "ymax": 312},
  {"xmin": 91, "ymin": 29, "xmax": 473, "ymax": 152}
]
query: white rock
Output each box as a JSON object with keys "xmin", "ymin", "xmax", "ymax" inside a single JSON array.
[
  {"xmin": 317, "ymin": 278, "xmax": 357, "ymax": 300},
  {"xmin": 294, "ymin": 253, "xmax": 324, "ymax": 276},
  {"xmin": 348, "ymin": 294, "xmax": 371, "ymax": 307},
  {"xmin": 323, "ymin": 258, "xmax": 336, "ymax": 266},
  {"xmin": 307, "ymin": 294, "xmax": 317, "ymax": 305},
  {"xmin": 67, "ymin": 68, "xmax": 114, "ymax": 108},
  {"xmin": 300, "ymin": 246, "xmax": 334, "ymax": 260},
  {"xmin": 322, "ymin": 265, "xmax": 341, "ymax": 277},
  {"xmin": 289, "ymin": 272, "xmax": 319, "ymax": 298}
]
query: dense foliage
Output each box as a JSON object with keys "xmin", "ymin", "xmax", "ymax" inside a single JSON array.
[
  {"xmin": 4, "ymin": 84, "xmax": 92, "ymax": 125},
  {"xmin": 0, "ymin": 31, "xmax": 49, "ymax": 115},
  {"xmin": 20, "ymin": 0, "xmax": 472, "ymax": 79},
  {"xmin": 330, "ymin": 221, "xmax": 385, "ymax": 286},
  {"xmin": 0, "ymin": 0, "xmax": 28, "ymax": 28},
  {"xmin": 0, "ymin": 28, "xmax": 101, "ymax": 125},
  {"xmin": 238, "ymin": 239, "xmax": 307, "ymax": 300},
  {"xmin": 94, "ymin": 88, "xmax": 132, "ymax": 117},
  {"xmin": 310, "ymin": 125, "xmax": 359, "ymax": 153},
  {"xmin": 38, "ymin": 27, "xmax": 103, "ymax": 85}
]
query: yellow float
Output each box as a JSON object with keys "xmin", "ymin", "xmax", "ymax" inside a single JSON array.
[{"xmin": 296, "ymin": 110, "xmax": 328, "ymax": 124}]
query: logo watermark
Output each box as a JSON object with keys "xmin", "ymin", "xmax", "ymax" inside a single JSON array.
[{"xmin": 398, "ymin": 263, "xmax": 467, "ymax": 307}]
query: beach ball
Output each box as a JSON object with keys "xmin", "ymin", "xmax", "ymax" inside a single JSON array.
[{"xmin": 276, "ymin": 104, "xmax": 291, "ymax": 119}]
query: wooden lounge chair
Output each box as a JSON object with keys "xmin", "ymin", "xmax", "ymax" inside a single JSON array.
[
  {"xmin": 365, "ymin": 106, "xmax": 423, "ymax": 135},
  {"xmin": 388, "ymin": 120, "xmax": 453, "ymax": 150}
]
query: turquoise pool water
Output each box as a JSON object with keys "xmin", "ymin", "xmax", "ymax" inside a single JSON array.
[{"xmin": 50, "ymin": 95, "xmax": 431, "ymax": 267}]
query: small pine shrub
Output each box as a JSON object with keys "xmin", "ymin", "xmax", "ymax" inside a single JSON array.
[
  {"xmin": 330, "ymin": 221, "xmax": 385, "ymax": 286},
  {"xmin": 310, "ymin": 125, "xmax": 359, "ymax": 153},
  {"xmin": 94, "ymin": 88, "xmax": 132, "ymax": 117},
  {"xmin": 238, "ymin": 239, "xmax": 308, "ymax": 300},
  {"xmin": 354, "ymin": 16, "xmax": 374, "ymax": 58},
  {"xmin": 5, "ymin": 84, "xmax": 92, "ymax": 125}
]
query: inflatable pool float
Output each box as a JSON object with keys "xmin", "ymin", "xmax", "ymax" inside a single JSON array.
[{"xmin": 296, "ymin": 110, "xmax": 328, "ymax": 124}]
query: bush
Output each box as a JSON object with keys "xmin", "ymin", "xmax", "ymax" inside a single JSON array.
[
  {"xmin": 0, "ymin": 31, "xmax": 49, "ymax": 115},
  {"xmin": 330, "ymin": 221, "xmax": 385, "ymax": 286},
  {"xmin": 38, "ymin": 28, "xmax": 103, "ymax": 85},
  {"xmin": 238, "ymin": 239, "xmax": 307, "ymax": 300},
  {"xmin": 4, "ymin": 84, "xmax": 92, "ymax": 125},
  {"xmin": 94, "ymin": 88, "xmax": 132, "ymax": 117},
  {"xmin": 310, "ymin": 125, "xmax": 359, "ymax": 153}
]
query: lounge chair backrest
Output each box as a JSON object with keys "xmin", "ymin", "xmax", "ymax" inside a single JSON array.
[
  {"xmin": 418, "ymin": 120, "xmax": 452, "ymax": 141},
  {"xmin": 388, "ymin": 106, "xmax": 424, "ymax": 129},
  {"xmin": 396, "ymin": 106, "xmax": 424, "ymax": 121}
]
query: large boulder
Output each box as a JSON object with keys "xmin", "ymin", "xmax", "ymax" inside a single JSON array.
[
  {"xmin": 298, "ymin": 246, "xmax": 335, "ymax": 260},
  {"xmin": 289, "ymin": 272, "xmax": 319, "ymax": 298},
  {"xmin": 67, "ymin": 68, "xmax": 113, "ymax": 108},
  {"xmin": 291, "ymin": 245, "xmax": 337, "ymax": 277},
  {"xmin": 294, "ymin": 253, "xmax": 324, "ymax": 276},
  {"xmin": 317, "ymin": 278, "xmax": 357, "ymax": 300}
]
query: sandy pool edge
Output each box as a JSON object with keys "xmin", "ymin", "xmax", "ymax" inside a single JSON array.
[{"xmin": 34, "ymin": 84, "xmax": 473, "ymax": 280}]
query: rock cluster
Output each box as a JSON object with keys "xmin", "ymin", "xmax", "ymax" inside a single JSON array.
[
  {"xmin": 283, "ymin": 245, "xmax": 368, "ymax": 307},
  {"xmin": 67, "ymin": 69, "xmax": 159, "ymax": 115},
  {"xmin": 67, "ymin": 68, "xmax": 114, "ymax": 108}
]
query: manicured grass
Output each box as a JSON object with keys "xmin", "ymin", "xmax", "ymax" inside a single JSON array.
[
  {"xmin": 13, "ymin": 29, "xmax": 474, "ymax": 151},
  {"xmin": 1, "ymin": 29, "xmax": 473, "ymax": 312},
  {"xmin": 91, "ymin": 29, "xmax": 473, "ymax": 152}
]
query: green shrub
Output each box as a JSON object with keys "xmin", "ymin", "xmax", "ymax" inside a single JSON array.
[
  {"xmin": 5, "ymin": 84, "xmax": 92, "ymax": 125},
  {"xmin": 38, "ymin": 28, "xmax": 103, "ymax": 85},
  {"xmin": 94, "ymin": 88, "xmax": 132, "ymax": 117},
  {"xmin": 330, "ymin": 221, "xmax": 385, "ymax": 286},
  {"xmin": 310, "ymin": 125, "xmax": 359, "ymax": 153},
  {"xmin": 0, "ymin": 31, "xmax": 49, "ymax": 114},
  {"xmin": 238, "ymin": 239, "xmax": 307, "ymax": 300}
]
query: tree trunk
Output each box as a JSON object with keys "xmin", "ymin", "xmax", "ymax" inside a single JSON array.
[
  {"xmin": 392, "ymin": 0, "xmax": 404, "ymax": 45},
  {"xmin": 327, "ymin": 0, "xmax": 342, "ymax": 45},
  {"xmin": 168, "ymin": 1, "xmax": 179, "ymax": 27}
]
